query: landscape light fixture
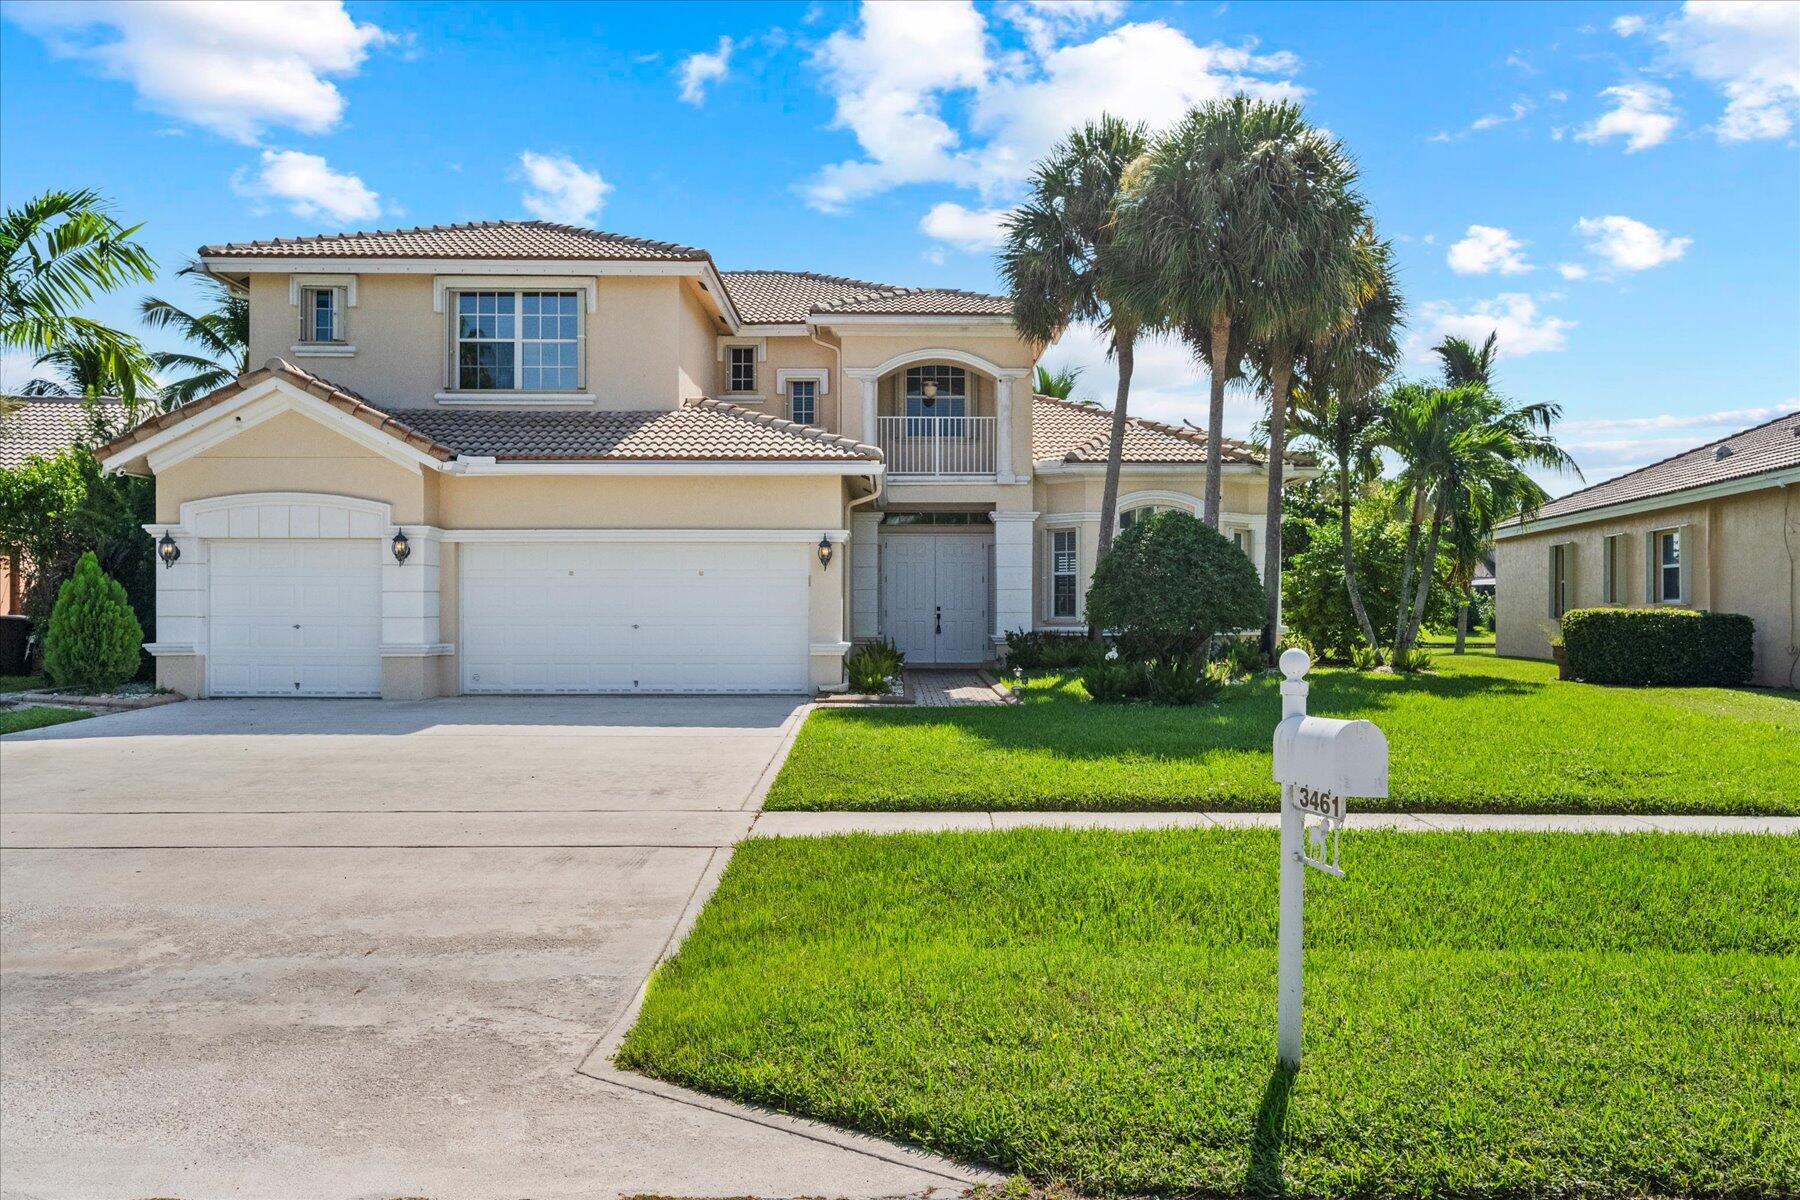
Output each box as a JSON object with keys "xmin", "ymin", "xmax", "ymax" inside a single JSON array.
[
  {"xmin": 391, "ymin": 529, "xmax": 412, "ymax": 566},
  {"xmin": 157, "ymin": 532, "xmax": 180, "ymax": 569}
]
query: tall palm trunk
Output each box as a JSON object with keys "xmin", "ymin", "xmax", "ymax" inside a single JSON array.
[
  {"xmin": 1202, "ymin": 311, "xmax": 1231, "ymax": 528},
  {"xmin": 1259, "ymin": 345, "xmax": 1295, "ymax": 662},
  {"xmin": 1092, "ymin": 331, "xmax": 1135, "ymax": 642},
  {"xmin": 1335, "ymin": 410, "xmax": 1381, "ymax": 663},
  {"xmin": 1393, "ymin": 486, "xmax": 1427, "ymax": 660},
  {"xmin": 1454, "ymin": 590, "xmax": 1470, "ymax": 654},
  {"xmin": 1399, "ymin": 494, "xmax": 1447, "ymax": 656}
]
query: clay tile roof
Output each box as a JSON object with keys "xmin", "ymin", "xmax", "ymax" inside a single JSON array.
[
  {"xmin": 1506, "ymin": 408, "xmax": 1800, "ymax": 526},
  {"xmin": 0, "ymin": 397, "xmax": 130, "ymax": 467},
  {"xmin": 719, "ymin": 270, "xmax": 904, "ymax": 324},
  {"xmin": 1029, "ymin": 394, "xmax": 1300, "ymax": 467},
  {"xmin": 396, "ymin": 399, "xmax": 880, "ymax": 462},
  {"xmin": 200, "ymin": 220, "xmax": 710, "ymax": 262},
  {"xmin": 812, "ymin": 287, "xmax": 1012, "ymax": 317}
]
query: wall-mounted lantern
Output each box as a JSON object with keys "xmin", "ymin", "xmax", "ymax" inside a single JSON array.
[
  {"xmin": 817, "ymin": 535, "xmax": 834, "ymax": 570},
  {"xmin": 920, "ymin": 379, "xmax": 939, "ymax": 407},
  {"xmin": 391, "ymin": 529, "xmax": 412, "ymax": 566},
  {"xmin": 157, "ymin": 532, "xmax": 181, "ymax": 569}
]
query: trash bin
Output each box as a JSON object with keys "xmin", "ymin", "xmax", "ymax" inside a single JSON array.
[{"xmin": 0, "ymin": 615, "xmax": 30, "ymax": 675}]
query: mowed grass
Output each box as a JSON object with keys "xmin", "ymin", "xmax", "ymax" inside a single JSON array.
[
  {"xmin": 0, "ymin": 705, "xmax": 90, "ymax": 735},
  {"xmin": 767, "ymin": 652, "xmax": 1800, "ymax": 813},
  {"xmin": 619, "ymin": 829, "xmax": 1799, "ymax": 1198}
]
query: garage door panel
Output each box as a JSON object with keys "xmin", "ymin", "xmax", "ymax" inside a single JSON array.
[
  {"xmin": 208, "ymin": 539, "xmax": 381, "ymax": 697},
  {"xmin": 460, "ymin": 541, "xmax": 809, "ymax": 694}
]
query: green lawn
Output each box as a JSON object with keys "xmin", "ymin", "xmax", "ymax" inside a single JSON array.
[
  {"xmin": 0, "ymin": 674, "xmax": 44, "ymax": 693},
  {"xmin": 769, "ymin": 652, "xmax": 1799, "ymax": 814},
  {"xmin": 0, "ymin": 705, "xmax": 90, "ymax": 735},
  {"xmin": 619, "ymin": 828, "xmax": 1799, "ymax": 1198}
]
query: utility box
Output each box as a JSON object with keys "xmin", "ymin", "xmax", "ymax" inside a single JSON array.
[{"xmin": 1273, "ymin": 715, "xmax": 1389, "ymax": 799}]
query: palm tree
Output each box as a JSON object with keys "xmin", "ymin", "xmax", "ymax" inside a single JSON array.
[
  {"xmin": 1003, "ymin": 114, "xmax": 1152, "ymax": 560},
  {"xmin": 22, "ymin": 340, "xmax": 159, "ymax": 443},
  {"xmin": 1033, "ymin": 364, "xmax": 1088, "ymax": 403},
  {"xmin": 1435, "ymin": 332, "xmax": 1498, "ymax": 388},
  {"xmin": 139, "ymin": 260, "xmax": 249, "ymax": 406},
  {"xmin": 1, "ymin": 189, "xmax": 155, "ymax": 402}
]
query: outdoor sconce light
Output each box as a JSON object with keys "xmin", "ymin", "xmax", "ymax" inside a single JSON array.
[
  {"xmin": 391, "ymin": 528, "xmax": 412, "ymax": 566},
  {"xmin": 157, "ymin": 532, "xmax": 180, "ymax": 569},
  {"xmin": 920, "ymin": 379, "xmax": 939, "ymax": 407},
  {"xmin": 817, "ymin": 535, "xmax": 834, "ymax": 570}
]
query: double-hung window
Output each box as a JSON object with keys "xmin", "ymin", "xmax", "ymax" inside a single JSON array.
[
  {"xmin": 905, "ymin": 365, "xmax": 967, "ymax": 436},
  {"xmin": 1050, "ymin": 529, "xmax": 1079, "ymax": 619},
  {"xmin": 300, "ymin": 286, "xmax": 343, "ymax": 343},
  {"xmin": 789, "ymin": 378, "xmax": 817, "ymax": 425},
  {"xmin": 454, "ymin": 290, "xmax": 580, "ymax": 392},
  {"xmin": 727, "ymin": 346, "xmax": 757, "ymax": 393},
  {"xmin": 1654, "ymin": 528, "xmax": 1683, "ymax": 603}
]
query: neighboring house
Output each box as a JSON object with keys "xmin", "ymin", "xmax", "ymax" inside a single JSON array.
[
  {"xmin": 1494, "ymin": 411, "xmax": 1800, "ymax": 689},
  {"xmin": 0, "ymin": 396, "xmax": 128, "ymax": 615},
  {"xmin": 96, "ymin": 220, "xmax": 1307, "ymax": 699}
]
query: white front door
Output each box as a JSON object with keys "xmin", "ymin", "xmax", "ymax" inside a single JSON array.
[
  {"xmin": 208, "ymin": 539, "xmax": 383, "ymax": 697},
  {"xmin": 459, "ymin": 541, "xmax": 810, "ymax": 694},
  {"xmin": 881, "ymin": 533, "xmax": 992, "ymax": 664}
]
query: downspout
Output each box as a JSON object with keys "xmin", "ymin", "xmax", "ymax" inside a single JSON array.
[{"xmin": 808, "ymin": 320, "xmax": 845, "ymax": 429}]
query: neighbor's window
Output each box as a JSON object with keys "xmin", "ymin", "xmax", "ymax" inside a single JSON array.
[
  {"xmin": 1603, "ymin": 534, "xmax": 1623, "ymax": 604},
  {"xmin": 301, "ymin": 286, "xmax": 342, "ymax": 343},
  {"xmin": 905, "ymin": 365, "xmax": 968, "ymax": 434},
  {"xmin": 1050, "ymin": 528, "xmax": 1078, "ymax": 619},
  {"xmin": 789, "ymin": 378, "xmax": 817, "ymax": 425},
  {"xmin": 454, "ymin": 291, "xmax": 580, "ymax": 391},
  {"xmin": 727, "ymin": 346, "xmax": 757, "ymax": 393},
  {"xmin": 1655, "ymin": 528, "xmax": 1682, "ymax": 602},
  {"xmin": 1232, "ymin": 527, "xmax": 1254, "ymax": 557},
  {"xmin": 1550, "ymin": 542, "xmax": 1571, "ymax": 619}
]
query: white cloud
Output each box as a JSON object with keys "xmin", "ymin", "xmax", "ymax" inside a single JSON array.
[
  {"xmin": 1612, "ymin": 14, "xmax": 1648, "ymax": 37},
  {"xmin": 999, "ymin": 0, "xmax": 1125, "ymax": 57},
  {"xmin": 1658, "ymin": 1, "xmax": 1800, "ymax": 141},
  {"xmin": 804, "ymin": 3, "xmax": 1303, "ymax": 211},
  {"xmin": 920, "ymin": 202, "xmax": 1012, "ymax": 252},
  {"xmin": 1576, "ymin": 81, "xmax": 1679, "ymax": 151},
  {"xmin": 1470, "ymin": 100, "xmax": 1532, "ymax": 130},
  {"xmin": 1574, "ymin": 214, "xmax": 1692, "ymax": 271},
  {"xmin": 1556, "ymin": 262, "xmax": 1590, "ymax": 280},
  {"xmin": 6, "ymin": 1, "xmax": 389, "ymax": 142},
  {"xmin": 1036, "ymin": 322, "xmax": 1266, "ymax": 434},
  {"xmin": 231, "ymin": 149, "xmax": 379, "ymax": 224},
  {"xmin": 1559, "ymin": 400, "xmax": 1799, "ymax": 434},
  {"xmin": 1447, "ymin": 225, "xmax": 1533, "ymax": 275},
  {"xmin": 677, "ymin": 36, "xmax": 733, "ymax": 105},
  {"xmin": 1411, "ymin": 293, "xmax": 1575, "ymax": 361},
  {"xmin": 518, "ymin": 152, "xmax": 611, "ymax": 225}
]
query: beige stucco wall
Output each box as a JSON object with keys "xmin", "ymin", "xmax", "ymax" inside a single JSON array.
[
  {"xmin": 1495, "ymin": 484, "xmax": 1799, "ymax": 689},
  {"xmin": 722, "ymin": 332, "xmax": 843, "ymax": 431},
  {"xmin": 247, "ymin": 272, "xmax": 714, "ymax": 410},
  {"xmin": 432, "ymin": 474, "xmax": 844, "ymax": 530}
]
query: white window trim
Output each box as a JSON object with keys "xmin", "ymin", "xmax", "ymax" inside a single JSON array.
[
  {"xmin": 724, "ymin": 344, "xmax": 760, "ymax": 396},
  {"xmin": 775, "ymin": 367, "xmax": 829, "ymax": 395},
  {"xmin": 444, "ymin": 287, "xmax": 587, "ymax": 396},
  {"xmin": 1046, "ymin": 526, "xmax": 1081, "ymax": 622},
  {"xmin": 786, "ymin": 376, "xmax": 821, "ymax": 426},
  {"xmin": 1647, "ymin": 526, "xmax": 1689, "ymax": 605},
  {"xmin": 296, "ymin": 284, "xmax": 348, "ymax": 347},
  {"xmin": 432, "ymin": 275, "xmax": 596, "ymax": 313},
  {"xmin": 287, "ymin": 274, "xmax": 358, "ymax": 308}
]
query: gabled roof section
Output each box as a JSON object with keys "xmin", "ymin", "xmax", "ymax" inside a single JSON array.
[
  {"xmin": 1503, "ymin": 408, "xmax": 1800, "ymax": 527},
  {"xmin": 0, "ymin": 396, "xmax": 130, "ymax": 468},
  {"xmin": 1031, "ymin": 394, "xmax": 1298, "ymax": 467},
  {"xmin": 718, "ymin": 270, "xmax": 1013, "ymax": 323},
  {"xmin": 200, "ymin": 220, "xmax": 710, "ymax": 262}
]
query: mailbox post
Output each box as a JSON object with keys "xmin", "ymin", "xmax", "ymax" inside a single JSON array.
[{"xmin": 1271, "ymin": 648, "xmax": 1388, "ymax": 1068}]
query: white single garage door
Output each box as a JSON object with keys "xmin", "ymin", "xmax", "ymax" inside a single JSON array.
[
  {"xmin": 460, "ymin": 541, "xmax": 810, "ymax": 694},
  {"xmin": 208, "ymin": 540, "xmax": 383, "ymax": 697}
]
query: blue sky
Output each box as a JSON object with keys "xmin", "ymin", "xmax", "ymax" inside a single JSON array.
[{"xmin": 3, "ymin": 0, "xmax": 1796, "ymax": 493}]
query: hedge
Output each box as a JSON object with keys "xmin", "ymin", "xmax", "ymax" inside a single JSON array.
[{"xmin": 1560, "ymin": 607, "xmax": 1754, "ymax": 686}]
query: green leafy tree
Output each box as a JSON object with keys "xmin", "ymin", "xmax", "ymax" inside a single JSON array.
[
  {"xmin": 139, "ymin": 260, "xmax": 249, "ymax": 406},
  {"xmin": 43, "ymin": 550, "xmax": 143, "ymax": 692},
  {"xmin": 2, "ymin": 189, "xmax": 155, "ymax": 402},
  {"xmin": 1085, "ymin": 510, "xmax": 1265, "ymax": 666},
  {"xmin": 22, "ymin": 342, "xmax": 159, "ymax": 442},
  {"xmin": 1283, "ymin": 501, "xmax": 1452, "ymax": 661},
  {"xmin": 0, "ymin": 447, "xmax": 155, "ymax": 639},
  {"xmin": 1003, "ymin": 115, "xmax": 1153, "ymax": 561}
]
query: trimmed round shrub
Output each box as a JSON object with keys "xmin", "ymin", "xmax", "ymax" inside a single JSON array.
[
  {"xmin": 1560, "ymin": 607, "xmax": 1754, "ymax": 686},
  {"xmin": 1085, "ymin": 511, "xmax": 1265, "ymax": 666},
  {"xmin": 43, "ymin": 550, "xmax": 144, "ymax": 693}
]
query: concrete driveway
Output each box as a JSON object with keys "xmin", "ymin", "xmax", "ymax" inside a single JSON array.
[{"xmin": 0, "ymin": 698, "xmax": 981, "ymax": 1199}]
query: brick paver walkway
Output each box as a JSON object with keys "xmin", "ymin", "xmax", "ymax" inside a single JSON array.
[{"xmin": 907, "ymin": 670, "xmax": 1006, "ymax": 707}]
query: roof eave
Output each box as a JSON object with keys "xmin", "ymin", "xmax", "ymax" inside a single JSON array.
[{"xmin": 1495, "ymin": 465, "xmax": 1800, "ymax": 539}]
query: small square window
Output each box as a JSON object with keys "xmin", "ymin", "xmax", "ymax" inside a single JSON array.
[
  {"xmin": 789, "ymin": 378, "xmax": 817, "ymax": 425},
  {"xmin": 728, "ymin": 346, "xmax": 757, "ymax": 393},
  {"xmin": 301, "ymin": 287, "xmax": 341, "ymax": 343}
]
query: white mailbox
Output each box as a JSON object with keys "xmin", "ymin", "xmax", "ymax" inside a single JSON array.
[{"xmin": 1273, "ymin": 715, "xmax": 1389, "ymax": 800}]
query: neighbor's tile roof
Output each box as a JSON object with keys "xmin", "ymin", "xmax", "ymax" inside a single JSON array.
[
  {"xmin": 1, "ymin": 397, "xmax": 131, "ymax": 467},
  {"xmin": 1031, "ymin": 394, "xmax": 1299, "ymax": 467},
  {"xmin": 1506, "ymin": 408, "xmax": 1800, "ymax": 526},
  {"xmin": 719, "ymin": 271, "xmax": 1012, "ymax": 322},
  {"xmin": 812, "ymin": 287, "xmax": 1012, "ymax": 317},
  {"xmin": 398, "ymin": 399, "xmax": 880, "ymax": 461},
  {"xmin": 94, "ymin": 360, "xmax": 879, "ymax": 466},
  {"xmin": 200, "ymin": 220, "xmax": 710, "ymax": 262}
]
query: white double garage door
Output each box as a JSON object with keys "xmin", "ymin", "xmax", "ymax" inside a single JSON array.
[{"xmin": 207, "ymin": 538, "xmax": 812, "ymax": 696}]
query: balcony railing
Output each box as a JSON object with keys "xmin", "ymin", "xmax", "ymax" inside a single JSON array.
[{"xmin": 876, "ymin": 415, "xmax": 997, "ymax": 477}]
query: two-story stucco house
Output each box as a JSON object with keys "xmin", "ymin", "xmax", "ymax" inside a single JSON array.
[{"xmin": 97, "ymin": 220, "xmax": 1300, "ymax": 699}]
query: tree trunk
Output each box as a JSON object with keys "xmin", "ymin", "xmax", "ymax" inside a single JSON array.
[
  {"xmin": 1399, "ymin": 495, "xmax": 1447, "ymax": 656},
  {"xmin": 1336, "ymin": 405, "xmax": 1381, "ymax": 664},
  {"xmin": 1092, "ymin": 331, "xmax": 1135, "ymax": 642},
  {"xmin": 1392, "ymin": 487, "xmax": 1426, "ymax": 661},
  {"xmin": 1455, "ymin": 593, "xmax": 1470, "ymax": 654},
  {"xmin": 1202, "ymin": 311, "xmax": 1231, "ymax": 528},
  {"xmin": 1259, "ymin": 345, "xmax": 1294, "ymax": 664}
]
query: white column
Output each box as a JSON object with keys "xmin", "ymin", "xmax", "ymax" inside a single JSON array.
[
  {"xmin": 141, "ymin": 524, "xmax": 207, "ymax": 657},
  {"xmin": 860, "ymin": 376, "xmax": 878, "ymax": 446},
  {"xmin": 989, "ymin": 510, "xmax": 1038, "ymax": 649},
  {"xmin": 850, "ymin": 510, "xmax": 882, "ymax": 640},
  {"xmin": 994, "ymin": 376, "xmax": 1014, "ymax": 483}
]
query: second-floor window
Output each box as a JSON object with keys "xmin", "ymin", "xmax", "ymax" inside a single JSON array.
[
  {"xmin": 727, "ymin": 346, "xmax": 757, "ymax": 393},
  {"xmin": 905, "ymin": 365, "xmax": 966, "ymax": 434},
  {"xmin": 455, "ymin": 290, "xmax": 580, "ymax": 391},
  {"xmin": 301, "ymin": 287, "xmax": 343, "ymax": 343},
  {"xmin": 789, "ymin": 378, "xmax": 817, "ymax": 425}
]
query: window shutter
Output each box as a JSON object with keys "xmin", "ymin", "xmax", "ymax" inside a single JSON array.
[
  {"xmin": 1548, "ymin": 544, "xmax": 1557, "ymax": 619},
  {"xmin": 1676, "ymin": 523, "xmax": 1691, "ymax": 604},
  {"xmin": 1601, "ymin": 537, "xmax": 1613, "ymax": 605},
  {"xmin": 1645, "ymin": 531, "xmax": 1657, "ymax": 603}
]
